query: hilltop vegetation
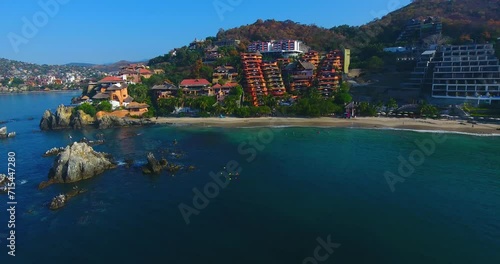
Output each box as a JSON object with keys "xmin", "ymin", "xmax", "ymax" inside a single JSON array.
[
  {"xmin": 217, "ymin": 0, "xmax": 499, "ymax": 48},
  {"xmin": 149, "ymin": 0, "xmax": 499, "ymax": 74},
  {"xmin": 362, "ymin": 0, "xmax": 500, "ymax": 44}
]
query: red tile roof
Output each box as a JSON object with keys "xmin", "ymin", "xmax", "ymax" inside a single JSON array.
[
  {"xmin": 212, "ymin": 84, "xmax": 222, "ymax": 88},
  {"xmin": 99, "ymin": 76, "xmax": 123, "ymax": 83},
  {"xmin": 223, "ymin": 82, "xmax": 239, "ymax": 88},
  {"xmin": 180, "ymin": 79, "xmax": 210, "ymax": 86},
  {"xmin": 139, "ymin": 69, "xmax": 152, "ymax": 75}
]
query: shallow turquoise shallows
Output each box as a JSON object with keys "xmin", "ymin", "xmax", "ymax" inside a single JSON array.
[{"xmin": 1, "ymin": 92, "xmax": 499, "ymax": 264}]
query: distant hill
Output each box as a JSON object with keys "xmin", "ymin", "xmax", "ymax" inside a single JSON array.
[
  {"xmin": 91, "ymin": 60, "xmax": 149, "ymax": 73},
  {"xmin": 64, "ymin": 62, "xmax": 96, "ymax": 67}
]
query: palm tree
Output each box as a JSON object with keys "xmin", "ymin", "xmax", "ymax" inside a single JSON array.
[
  {"xmin": 198, "ymin": 97, "xmax": 209, "ymax": 112},
  {"xmin": 214, "ymin": 103, "xmax": 225, "ymax": 116}
]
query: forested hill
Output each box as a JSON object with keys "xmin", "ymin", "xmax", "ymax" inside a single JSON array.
[
  {"xmin": 148, "ymin": 0, "xmax": 499, "ymax": 75},
  {"xmin": 216, "ymin": 0, "xmax": 499, "ymax": 50},
  {"xmin": 360, "ymin": 0, "xmax": 500, "ymax": 46}
]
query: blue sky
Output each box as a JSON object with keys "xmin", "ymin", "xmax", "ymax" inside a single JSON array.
[{"xmin": 0, "ymin": 0, "xmax": 411, "ymax": 65}]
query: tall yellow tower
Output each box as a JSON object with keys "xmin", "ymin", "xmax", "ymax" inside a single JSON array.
[{"xmin": 343, "ymin": 49, "xmax": 351, "ymax": 74}]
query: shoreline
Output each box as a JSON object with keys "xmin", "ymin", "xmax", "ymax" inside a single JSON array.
[
  {"xmin": 0, "ymin": 90, "xmax": 82, "ymax": 95},
  {"xmin": 154, "ymin": 117, "xmax": 500, "ymax": 136}
]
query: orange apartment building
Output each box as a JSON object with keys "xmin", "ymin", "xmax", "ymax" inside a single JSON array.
[
  {"xmin": 302, "ymin": 50, "xmax": 320, "ymax": 68},
  {"xmin": 262, "ymin": 61, "xmax": 286, "ymax": 96},
  {"xmin": 283, "ymin": 61, "xmax": 316, "ymax": 94},
  {"xmin": 317, "ymin": 50, "xmax": 343, "ymax": 97},
  {"xmin": 241, "ymin": 52, "xmax": 268, "ymax": 106}
]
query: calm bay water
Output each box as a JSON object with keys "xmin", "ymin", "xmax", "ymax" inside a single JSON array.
[{"xmin": 0, "ymin": 92, "xmax": 499, "ymax": 263}]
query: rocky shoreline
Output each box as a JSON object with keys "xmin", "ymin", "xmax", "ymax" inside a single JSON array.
[{"xmin": 39, "ymin": 105, "xmax": 155, "ymax": 130}]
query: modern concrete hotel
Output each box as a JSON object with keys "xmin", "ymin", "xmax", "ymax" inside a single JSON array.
[{"xmin": 431, "ymin": 44, "xmax": 500, "ymax": 104}]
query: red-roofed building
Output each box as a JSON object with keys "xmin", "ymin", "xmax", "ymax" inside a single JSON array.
[
  {"xmin": 118, "ymin": 64, "xmax": 154, "ymax": 83},
  {"xmin": 138, "ymin": 68, "xmax": 153, "ymax": 78},
  {"xmin": 213, "ymin": 82, "xmax": 239, "ymax": 101},
  {"xmin": 180, "ymin": 79, "xmax": 211, "ymax": 96},
  {"xmin": 99, "ymin": 76, "xmax": 124, "ymax": 84}
]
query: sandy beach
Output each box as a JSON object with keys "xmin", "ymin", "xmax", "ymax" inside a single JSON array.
[{"xmin": 154, "ymin": 116, "xmax": 500, "ymax": 135}]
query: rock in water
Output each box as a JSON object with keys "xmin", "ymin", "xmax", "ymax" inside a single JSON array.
[
  {"xmin": 47, "ymin": 142, "xmax": 116, "ymax": 184},
  {"xmin": 42, "ymin": 147, "xmax": 66, "ymax": 157},
  {"xmin": 0, "ymin": 127, "xmax": 6, "ymax": 138},
  {"xmin": 39, "ymin": 105, "xmax": 74, "ymax": 130},
  {"xmin": 0, "ymin": 174, "xmax": 12, "ymax": 194},
  {"xmin": 49, "ymin": 194, "xmax": 67, "ymax": 210},
  {"xmin": 142, "ymin": 152, "xmax": 168, "ymax": 174},
  {"xmin": 0, "ymin": 127, "xmax": 16, "ymax": 139},
  {"xmin": 49, "ymin": 187, "xmax": 88, "ymax": 210},
  {"xmin": 70, "ymin": 110, "xmax": 96, "ymax": 129}
]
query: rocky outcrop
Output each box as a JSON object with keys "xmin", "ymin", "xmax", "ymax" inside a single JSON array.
[
  {"xmin": 43, "ymin": 147, "xmax": 66, "ymax": 157},
  {"xmin": 42, "ymin": 138, "xmax": 105, "ymax": 158},
  {"xmin": 0, "ymin": 127, "xmax": 16, "ymax": 139},
  {"xmin": 49, "ymin": 194, "xmax": 67, "ymax": 210},
  {"xmin": 140, "ymin": 152, "xmax": 187, "ymax": 175},
  {"xmin": 39, "ymin": 142, "xmax": 116, "ymax": 188},
  {"xmin": 40, "ymin": 105, "xmax": 74, "ymax": 130},
  {"xmin": 49, "ymin": 186, "xmax": 88, "ymax": 210},
  {"xmin": 40, "ymin": 105, "xmax": 155, "ymax": 130},
  {"xmin": 142, "ymin": 153, "xmax": 168, "ymax": 174},
  {"xmin": 70, "ymin": 110, "xmax": 96, "ymax": 129},
  {"xmin": 0, "ymin": 174, "xmax": 12, "ymax": 194},
  {"xmin": 97, "ymin": 115, "xmax": 128, "ymax": 129},
  {"xmin": 96, "ymin": 115, "xmax": 155, "ymax": 129}
]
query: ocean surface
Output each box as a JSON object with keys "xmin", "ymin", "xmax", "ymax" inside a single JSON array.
[{"xmin": 0, "ymin": 92, "xmax": 499, "ymax": 264}]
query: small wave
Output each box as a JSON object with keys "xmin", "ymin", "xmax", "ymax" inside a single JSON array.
[
  {"xmin": 116, "ymin": 161, "xmax": 127, "ymax": 166},
  {"xmin": 20, "ymin": 180, "xmax": 28, "ymax": 185},
  {"xmin": 378, "ymin": 127, "xmax": 500, "ymax": 137},
  {"xmin": 116, "ymin": 160, "xmax": 146, "ymax": 166}
]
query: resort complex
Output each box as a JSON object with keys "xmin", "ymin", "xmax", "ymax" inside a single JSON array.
[{"xmin": 431, "ymin": 44, "xmax": 500, "ymax": 103}]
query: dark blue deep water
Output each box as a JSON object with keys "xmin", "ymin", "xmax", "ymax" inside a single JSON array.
[{"xmin": 0, "ymin": 92, "xmax": 499, "ymax": 263}]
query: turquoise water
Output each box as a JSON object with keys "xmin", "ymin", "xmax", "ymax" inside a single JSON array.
[{"xmin": 0, "ymin": 92, "xmax": 499, "ymax": 263}]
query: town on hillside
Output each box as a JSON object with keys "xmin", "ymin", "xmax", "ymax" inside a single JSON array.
[{"xmin": 3, "ymin": 15, "xmax": 500, "ymax": 121}]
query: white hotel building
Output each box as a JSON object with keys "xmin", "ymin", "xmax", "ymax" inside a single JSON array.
[
  {"xmin": 431, "ymin": 44, "xmax": 500, "ymax": 104},
  {"xmin": 248, "ymin": 40, "xmax": 310, "ymax": 57}
]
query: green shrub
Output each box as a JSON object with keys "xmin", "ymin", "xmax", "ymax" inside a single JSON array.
[
  {"xmin": 75, "ymin": 102, "xmax": 97, "ymax": 117},
  {"xmin": 96, "ymin": 101, "xmax": 113, "ymax": 112}
]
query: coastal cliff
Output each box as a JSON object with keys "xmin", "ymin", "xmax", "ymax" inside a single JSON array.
[{"xmin": 40, "ymin": 105, "xmax": 155, "ymax": 130}]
